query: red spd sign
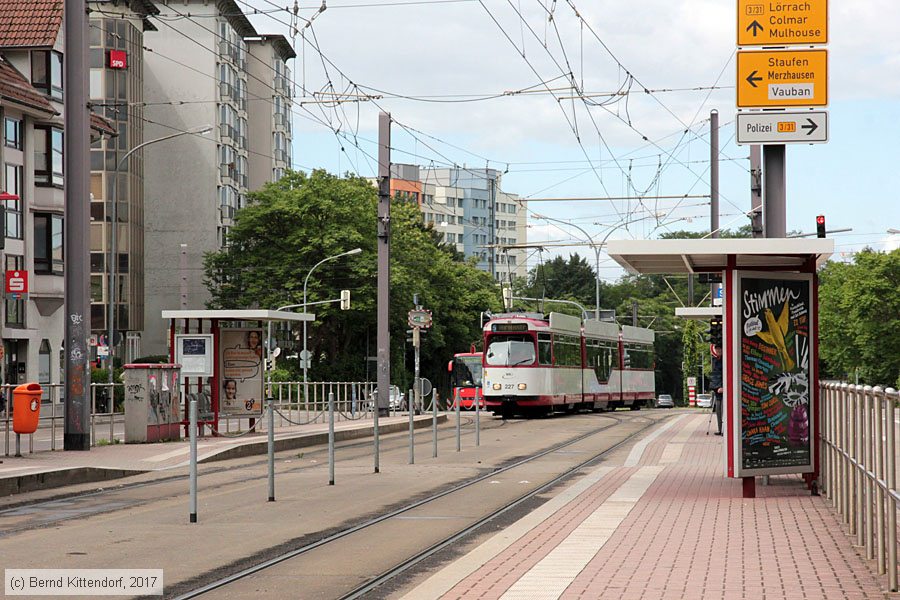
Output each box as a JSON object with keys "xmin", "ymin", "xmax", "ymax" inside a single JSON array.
[
  {"xmin": 108, "ymin": 50, "xmax": 127, "ymax": 69},
  {"xmin": 5, "ymin": 270, "xmax": 28, "ymax": 294}
]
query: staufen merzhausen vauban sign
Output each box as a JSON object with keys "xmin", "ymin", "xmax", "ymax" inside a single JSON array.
[{"xmin": 735, "ymin": 0, "xmax": 829, "ymax": 145}]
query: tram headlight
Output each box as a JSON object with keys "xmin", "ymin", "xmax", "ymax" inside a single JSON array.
[
  {"xmin": 493, "ymin": 383, "xmax": 502, "ymax": 390},
  {"xmin": 518, "ymin": 383, "xmax": 527, "ymax": 390}
]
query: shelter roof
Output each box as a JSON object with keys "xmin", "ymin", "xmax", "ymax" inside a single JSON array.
[
  {"xmin": 607, "ymin": 238, "xmax": 834, "ymax": 274},
  {"xmin": 162, "ymin": 309, "xmax": 313, "ymax": 322}
]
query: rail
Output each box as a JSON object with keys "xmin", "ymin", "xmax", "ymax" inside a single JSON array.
[
  {"xmin": 821, "ymin": 382, "xmax": 899, "ymax": 591},
  {"xmin": 2, "ymin": 380, "xmax": 401, "ymax": 456}
]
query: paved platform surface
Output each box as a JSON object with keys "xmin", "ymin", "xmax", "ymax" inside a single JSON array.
[
  {"xmin": 0, "ymin": 413, "xmax": 435, "ymax": 496},
  {"xmin": 402, "ymin": 413, "xmax": 893, "ymax": 599}
]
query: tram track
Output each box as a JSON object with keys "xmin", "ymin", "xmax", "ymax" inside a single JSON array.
[
  {"xmin": 172, "ymin": 411, "xmax": 665, "ymax": 600},
  {"xmin": 0, "ymin": 415, "xmax": 516, "ymax": 536}
]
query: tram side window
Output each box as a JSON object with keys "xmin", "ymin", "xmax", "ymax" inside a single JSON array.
[
  {"xmin": 624, "ymin": 344, "xmax": 654, "ymax": 369},
  {"xmin": 554, "ymin": 334, "xmax": 581, "ymax": 367},
  {"xmin": 538, "ymin": 333, "xmax": 552, "ymax": 365},
  {"xmin": 587, "ymin": 340, "xmax": 615, "ymax": 381}
]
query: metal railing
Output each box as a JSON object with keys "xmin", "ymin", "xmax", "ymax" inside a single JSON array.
[
  {"xmin": 821, "ymin": 382, "xmax": 899, "ymax": 591},
  {"xmin": 3, "ymin": 382, "xmax": 123, "ymax": 456},
  {"xmin": 2, "ymin": 380, "xmax": 406, "ymax": 456}
]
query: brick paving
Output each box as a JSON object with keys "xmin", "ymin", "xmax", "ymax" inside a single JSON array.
[{"xmin": 408, "ymin": 413, "xmax": 894, "ymax": 599}]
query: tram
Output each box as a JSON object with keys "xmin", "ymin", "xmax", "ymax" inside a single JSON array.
[
  {"xmin": 448, "ymin": 351, "xmax": 484, "ymax": 409},
  {"xmin": 481, "ymin": 312, "xmax": 655, "ymax": 417}
]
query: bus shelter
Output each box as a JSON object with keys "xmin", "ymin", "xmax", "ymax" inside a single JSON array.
[
  {"xmin": 607, "ymin": 238, "xmax": 833, "ymax": 497},
  {"xmin": 161, "ymin": 309, "xmax": 314, "ymax": 436}
]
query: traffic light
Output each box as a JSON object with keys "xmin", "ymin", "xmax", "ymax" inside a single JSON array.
[
  {"xmin": 340, "ymin": 289, "xmax": 350, "ymax": 310},
  {"xmin": 502, "ymin": 285, "xmax": 512, "ymax": 310},
  {"xmin": 707, "ymin": 317, "xmax": 723, "ymax": 346},
  {"xmin": 816, "ymin": 215, "xmax": 826, "ymax": 238}
]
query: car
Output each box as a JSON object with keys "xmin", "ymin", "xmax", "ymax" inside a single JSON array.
[
  {"xmin": 367, "ymin": 386, "xmax": 406, "ymax": 411},
  {"xmin": 656, "ymin": 394, "xmax": 674, "ymax": 408},
  {"xmin": 696, "ymin": 393, "xmax": 713, "ymax": 408}
]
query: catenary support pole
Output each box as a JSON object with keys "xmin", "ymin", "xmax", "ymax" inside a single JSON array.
[
  {"xmin": 375, "ymin": 111, "xmax": 391, "ymax": 473},
  {"xmin": 189, "ymin": 399, "xmax": 198, "ymax": 522},
  {"xmin": 749, "ymin": 146, "xmax": 764, "ymax": 237},
  {"xmin": 328, "ymin": 391, "xmax": 335, "ymax": 485},
  {"xmin": 64, "ymin": 0, "xmax": 92, "ymax": 451},
  {"xmin": 763, "ymin": 144, "xmax": 786, "ymax": 238},
  {"xmin": 267, "ymin": 398, "xmax": 275, "ymax": 501},
  {"xmin": 710, "ymin": 109, "xmax": 720, "ymax": 239}
]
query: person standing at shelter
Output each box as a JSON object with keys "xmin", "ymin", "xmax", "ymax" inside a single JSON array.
[{"xmin": 710, "ymin": 343, "xmax": 723, "ymax": 435}]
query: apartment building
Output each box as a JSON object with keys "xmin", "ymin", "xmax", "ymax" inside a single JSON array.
[
  {"xmin": 390, "ymin": 164, "xmax": 528, "ymax": 281},
  {"xmin": 141, "ymin": 0, "xmax": 294, "ymax": 355},
  {"xmin": 0, "ymin": 0, "xmax": 118, "ymax": 386}
]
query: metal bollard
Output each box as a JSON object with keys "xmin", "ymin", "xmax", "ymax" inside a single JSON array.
[
  {"xmin": 874, "ymin": 387, "xmax": 885, "ymax": 574},
  {"xmin": 189, "ymin": 399, "xmax": 198, "ymax": 523},
  {"xmin": 267, "ymin": 398, "xmax": 275, "ymax": 502},
  {"xmin": 408, "ymin": 388, "xmax": 414, "ymax": 465},
  {"xmin": 328, "ymin": 391, "xmax": 335, "ymax": 486},
  {"xmin": 865, "ymin": 385, "xmax": 874, "ymax": 559},
  {"xmin": 15, "ymin": 433, "xmax": 20, "ymax": 457},
  {"xmin": 373, "ymin": 386, "xmax": 380, "ymax": 474},
  {"xmin": 475, "ymin": 391, "xmax": 481, "ymax": 447},
  {"xmin": 432, "ymin": 393, "xmax": 438, "ymax": 459},
  {"xmin": 885, "ymin": 387, "xmax": 898, "ymax": 592},
  {"xmin": 854, "ymin": 384, "xmax": 863, "ymax": 541},
  {"xmin": 455, "ymin": 389, "xmax": 461, "ymax": 453}
]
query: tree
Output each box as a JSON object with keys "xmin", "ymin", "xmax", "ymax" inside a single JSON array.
[
  {"xmin": 204, "ymin": 169, "xmax": 501, "ymax": 394},
  {"xmin": 514, "ymin": 253, "xmax": 599, "ymax": 314},
  {"xmin": 819, "ymin": 249, "xmax": 900, "ymax": 386}
]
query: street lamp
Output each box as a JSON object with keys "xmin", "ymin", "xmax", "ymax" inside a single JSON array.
[
  {"xmin": 106, "ymin": 125, "xmax": 211, "ymax": 385},
  {"xmin": 302, "ymin": 248, "xmax": 362, "ymax": 401},
  {"xmin": 534, "ymin": 213, "xmax": 649, "ymax": 320}
]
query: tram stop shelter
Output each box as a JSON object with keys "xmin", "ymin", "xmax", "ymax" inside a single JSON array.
[
  {"xmin": 161, "ymin": 309, "xmax": 314, "ymax": 436},
  {"xmin": 607, "ymin": 238, "xmax": 834, "ymax": 498}
]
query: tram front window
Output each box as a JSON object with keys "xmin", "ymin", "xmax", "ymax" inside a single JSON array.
[
  {"xmin": 453, "ymin": 357, "xmax": 483, "ymax": 387},
  {"xmin": 485, "ymin": 335, "xmax": 535, "ymax": 366}
]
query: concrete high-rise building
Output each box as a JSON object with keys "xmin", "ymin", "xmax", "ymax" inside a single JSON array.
[
  {"xmin": 0, "ymin": 0, "xmax": 118, "ymax": 387},
  {"xmin": 87, "ymin": 0, "xmax": 159, "ymax": 361},
  {"xmin": 141, "ymin": 0, "xmax": 294, "ymax": 356},
  {"xmin": 389, "ymin": 164, "xmax": 528, "ymax": 281}
]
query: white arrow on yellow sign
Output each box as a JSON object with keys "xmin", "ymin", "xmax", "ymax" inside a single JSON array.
[{"xmin": 737, "ymin": 49, "xmax": 827, "ymax": 108}]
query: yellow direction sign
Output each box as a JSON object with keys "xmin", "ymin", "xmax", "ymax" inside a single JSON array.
[
  {"xmin": 737, "ymin": 0, "xmax": 828, "ymax": 46},
  {"xmin": 737, "ymin": 49, "xmax": 827, "ymax": 108}
]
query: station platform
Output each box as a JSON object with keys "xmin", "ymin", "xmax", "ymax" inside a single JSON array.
[
  {"xmin": 0, "ymin": 414, "xmax": 440, "ymax": 497},
  {"xmin": 403, "ymin": 412, "xmax": 892, "ymax": 599}
]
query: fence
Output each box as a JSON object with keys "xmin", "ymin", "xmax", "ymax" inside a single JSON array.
[
  {"xmin": 821, "ymin": 382, "xmax": 899, "ymax": 591},
  {"xmin": 2, "ymin": 380, "xmax": 397, "ymax": 456}
]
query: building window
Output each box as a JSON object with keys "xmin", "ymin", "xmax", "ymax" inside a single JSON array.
[
  {"xmin": 39, "ymin": 340, "xmax": 52, "ymax": 394},
  {"xmin": 34, "ymin": 213, "xmax": 64, "ymax": 275},
  {"xmin": 5, "ymin": 255, "xmax": 24, "ymax": 326},
  {"xmin": 35, "ymin": 127, "xmax": 64, "ymax": 187},
  {"xmin": 4, "ymin": 117, "xmax": 22, "ymax": 150},
  {"xmin": 4, "ymin": 164, "xmax": 23, "ymax": 239},
  {"xmin": 32, "ymin": 50, "xmax": 64, "ymax": 100}
]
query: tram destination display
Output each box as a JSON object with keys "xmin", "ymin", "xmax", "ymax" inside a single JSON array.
[{"xmin": 735, "ymin": 272, "xmax": 814, "ymax": 475}]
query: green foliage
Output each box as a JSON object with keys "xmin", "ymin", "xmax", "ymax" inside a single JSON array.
[
  {"xmin": 819, "ymin": 249, "xmax": 900, "ymax": 386},
  {"xmin": 203, "ymin": 169, "xmax": 501, "ymax": 395}
]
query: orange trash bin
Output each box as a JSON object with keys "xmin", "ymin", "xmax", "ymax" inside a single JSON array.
[{"xmin": 13, "ymin": 382, "xmax": 42, "ymax": 434}]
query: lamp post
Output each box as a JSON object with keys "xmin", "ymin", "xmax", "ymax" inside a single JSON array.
[
  {"xmin": 302, "ymin": 248, "xmax": 362, "ymax": 402},
  {"xmin": 106, "ymin": 125, "xmax": 211, "ymax": 385}
]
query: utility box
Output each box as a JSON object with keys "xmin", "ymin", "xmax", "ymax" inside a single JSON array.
[{"xmin": 123, "ymin": 364, "xmax": 182, "ymax": 443}]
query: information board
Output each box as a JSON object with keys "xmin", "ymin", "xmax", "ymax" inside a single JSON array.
[
  {"xmin": 175, "ymin": 334, "xmax": 214, "ymax": 377},
  {"xmin": 733, "ymin": 271, "xmax": 814, "ymax": 476}
]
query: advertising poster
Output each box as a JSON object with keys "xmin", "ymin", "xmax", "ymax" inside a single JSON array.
[
  {"xmin": 219, "ymin": 329, "xmax": 264, "ymax": 416},
  {"xmin": 736, "ymin": 272, "xmax": 814, "ymax": 475}
]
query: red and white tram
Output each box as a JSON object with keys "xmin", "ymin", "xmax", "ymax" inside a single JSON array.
[{"xmin": 482, "ymin": 312, "xmax": 656, "ymax": 417}]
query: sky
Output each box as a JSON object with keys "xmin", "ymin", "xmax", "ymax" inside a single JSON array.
[{"xmin": 237, "ymin": 0, "xmax": 900, "ymax": 278}]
